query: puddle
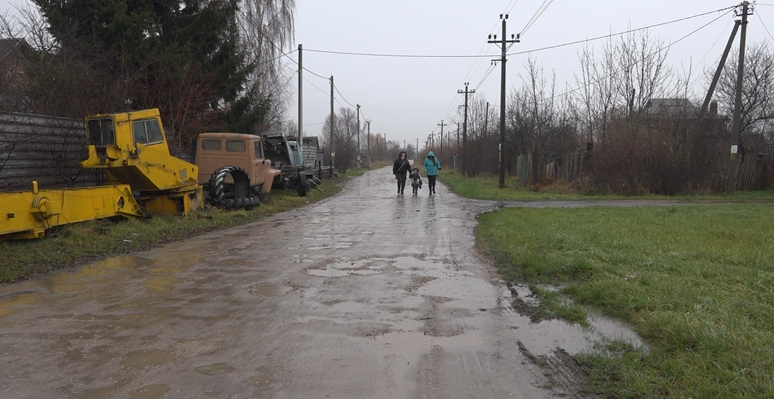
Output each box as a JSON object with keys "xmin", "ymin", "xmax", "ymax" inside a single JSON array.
[
  {"xmin": 307, "ymin": 259, "xmax": 385, "ymax": 277},
  {"xmin": 0, "ymin": 292, "xmax": 37, "ymax": 317},
  {"xmin": 82, "ymin": 387, "xmax": 113, "ymax": 399},
  {"xmin": 195, "ymin": 362, "xmax": 234, "ymax": 375},
  {"xmin": 129, "ymin": 384, "xmax": 169, "ymax": 399},
  {"xmin": 49, "ymin": 255, "xmax": 149, "ymax": 293},
  {"xmin": 511, "ymin": 284, "xmax": 542, "ymax": 307},
  {"xmin": 307, "ymin": 268, "xmax": 381, "ymax": 277},
  {"xmin": 242, "ymin": 366, "xmax": 274, "ymax": 386},
  {"xmin": 502, "ymin": 284, "xmax": 645, "ymax": 356},
  {"xmin": 121, "ymin": 349, "xmax": 174, "ymax": 368},
  {"xmin": 243, "ymin": 283, "xmax": 292, "ymax": 296}
]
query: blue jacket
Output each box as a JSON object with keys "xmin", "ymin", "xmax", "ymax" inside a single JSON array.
[{"xmin": 423, "ymin": 151, "xmax": 441, "ymax": 176}]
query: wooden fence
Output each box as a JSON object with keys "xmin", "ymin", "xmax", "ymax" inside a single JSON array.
[{"xmin": 0, "ymin": 112, "xmax": 101, "ymax": 192}]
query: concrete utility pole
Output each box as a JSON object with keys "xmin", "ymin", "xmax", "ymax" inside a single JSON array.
[
  {"xmin": 483, "ymin": 102, "xmax": 490, "ymax": 138},
  {"xmin": 366, "ymin": 120, "xmax": 371, "ymax": 167},
  {"xmin": 689, "ymin": 18, "xmax": 741, "ymax": 161},
  {"xmin": 298, "ymin": 44, "xmax": 303, "ymax": 142},
  {"xmin": 356, "ymin": 104, "xmax": 361, "ymax": 167},
  {"xmin": 489, "ymin": 14, "xmax": 519, "ymax": 188},
  {"xmin": 727, "ymin": 1, "xmax": 751, "ymax": 193},
  {"xmin": 457, "ymin": 83, "xmax": 475, "ymax": 175},
  {"xmin": 330, "ymin": 76, "xmax": 335, "ymax": 171},
  {"xmin": 437, "ymin": 120, "xmax": 446, "ymax": 160},
  {"xmin": 455, "ymin": 122, "xmax": 459, "ymax": 150}
]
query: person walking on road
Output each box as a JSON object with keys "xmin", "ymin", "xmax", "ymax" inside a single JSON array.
[
  {"xmin": 392, "ymin": 151, "xmax": 411, "ymax": 195},
  {"xmin": 423, "ymin": 151, "xmax": 441, "ymax": 195}
]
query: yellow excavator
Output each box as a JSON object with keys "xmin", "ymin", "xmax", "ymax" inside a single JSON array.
[{"xmin": 1, "ymin": 109, "xmax": 203, "ymax": 240}]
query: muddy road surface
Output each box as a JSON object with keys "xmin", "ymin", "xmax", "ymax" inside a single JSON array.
[{"xmin": 0, "ymin": 166, "xmax": 634, "ymax": 398}]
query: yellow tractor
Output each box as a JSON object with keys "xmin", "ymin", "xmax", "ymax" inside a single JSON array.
[{"xmin": 1, "ymin": 109, "xmax": 203, "ymax": 240}]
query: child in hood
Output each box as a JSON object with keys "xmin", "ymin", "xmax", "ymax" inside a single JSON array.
[{"xmin": 409, "ymin": 168, "xmax": 423, "ymax": 195}]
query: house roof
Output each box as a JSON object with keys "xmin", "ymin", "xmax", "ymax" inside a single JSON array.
[
  {"xmin": 0, "ymin": 38, "xmax": 30, "ymax": 62},
  {"xmin": 645, "ymin": 98, "xmax": 701, "ymax": 118}
]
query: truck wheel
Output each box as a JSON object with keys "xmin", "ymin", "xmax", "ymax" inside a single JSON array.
[
  {"xmin": 297, "ymin": 171, "xmax": 309, "ymax": 197},
  {"xmin": 208, "ymin": 166, "xmax": 261, "ymax": 209}
]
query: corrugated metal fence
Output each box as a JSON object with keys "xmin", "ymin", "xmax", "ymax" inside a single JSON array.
[{"xmin": 0, "ymin": 112, "xmax": 101, "ymax": 192}]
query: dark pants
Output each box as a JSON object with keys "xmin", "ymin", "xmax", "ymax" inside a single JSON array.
[
  {"xmin": 427, "ymin": 175, "xmax": 437, "ymax": 193},
  {"xmin": 396, "ymin": 174, "xmax": 407, "ymax": 193}
]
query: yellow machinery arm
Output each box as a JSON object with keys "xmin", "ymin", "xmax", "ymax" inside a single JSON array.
[
  {"xmin": 0, "ymin": 181, "xmax": 144, "ymax": 239},
  {"xmin": 1, "ymin": 108, "xmax": 203, "ymax": 240}
]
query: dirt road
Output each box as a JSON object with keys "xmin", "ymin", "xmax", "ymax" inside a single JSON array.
[{"xmin": 0, "ymin": 166, "xmax": 633, "ymax": 398}]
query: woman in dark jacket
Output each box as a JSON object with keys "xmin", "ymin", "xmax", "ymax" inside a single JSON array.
[{"xmin": 392, "ymin": 151, "xmax": 411, "ymax": 195}]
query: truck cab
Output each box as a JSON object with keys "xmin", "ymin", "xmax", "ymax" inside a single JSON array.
[{"xmin": 195, "ymin": 133, "xmax": 280, "ymax": 196}]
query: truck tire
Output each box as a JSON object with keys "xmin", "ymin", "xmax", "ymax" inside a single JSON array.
[
  {"xmin": 297, "ymin": 171, "xmax": 309, "ymax": 197},
  {"xmin": 208, "ymin": 166, "xmax": 261, "ymax": 209}
]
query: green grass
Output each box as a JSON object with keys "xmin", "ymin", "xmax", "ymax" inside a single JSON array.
[
  {"xmin": 440, "ymin": 169, "xmax": 774, "ymax": 201},
  {"xmin": 476, "ymin": 205, "xmax": 774, "ymax": 398},
  {"xmin": 0, "ymin": 180, "xmax": 341, "ymax": 283},
  {"xmin": 342, "ymin": 161, "xmax": 391, "ymax": 177}
]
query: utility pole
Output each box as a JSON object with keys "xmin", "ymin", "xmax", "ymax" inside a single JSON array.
[
  {"xmin": 489, "ymin": 14, "xmax": 519, "ymax": 188},
  {"xmin": 356, "ymin": 104, "xmax": 361, "ymax": 167},
  {"xmin": 437, "ymin": 120, "xmax": 446, "ymax": 160},
  {"xmin": 483, "ymin": 102, "xmax": 490, "ymax": 138},
  {"xmin": 298, "ymin": 44, "xmax": 303, "ymax": 143},
  {"xmin": 457, "ymin": 83, "xmax": 475, "ymax": 175},
  {"xmin": 727, "ymin": 1, "xmax": 751, "ymax": 193},
  {"xmin": 330, "ymin": 76, "xmax": 335, "ymax": 172},
  {"xmin": 689, "ymin": 17, "xmax": 741, "ymax": 162},
  {"xmin": 366, "ymin": 120, "xmax": 371, "ymax": 167},
  {"xmin": 455, "ymin": 122, "xmax": 459, "ymax": 150}
]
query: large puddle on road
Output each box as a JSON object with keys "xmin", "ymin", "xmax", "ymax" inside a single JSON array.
[{"xmin": 305, "ymin": 255, "xmax": 645, "ymax": 357}]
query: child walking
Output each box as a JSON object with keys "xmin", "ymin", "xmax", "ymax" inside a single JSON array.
[{"xmin": 409, "ymin": 168, "xmax": 423, "ymax": 195}]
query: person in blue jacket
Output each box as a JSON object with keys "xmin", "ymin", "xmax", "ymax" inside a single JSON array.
[{"xmin": 423, "ymin": 151, "xmax": 441, "ymax": 195}]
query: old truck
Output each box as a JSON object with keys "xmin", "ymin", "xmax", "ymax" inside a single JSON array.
[
  {"xmin": 1, "ymin": 108, "xmax": 203, "ymax": 239},
  {"xmin": 195, "ymin": 133, "xmax": 281, "ymax": 208},
  {"xmin": 261, "ymin": 131, "xmax": 311, "ymax": 196}
]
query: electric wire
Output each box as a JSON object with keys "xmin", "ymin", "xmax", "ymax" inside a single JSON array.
[
  {"xmin": 304, "ymin": 7, "xmax": 736, "ymax": 60},
  {"xmin": 549, "ymin": 9, "xmax": 732, "ymax": 102},
  {"xmin": 334, "ymin": 84, "xmax": 356, "ymax": 108},
  {"xmin": 686, "ymin": 17, "xmax": 734, "ymax": 92},
  {"xmin": 756, "ymin": 10, "xmax": 774, "ymax": 41},
  {"xmin": 506, "ymin": 6, "xmax": 736, "ymax": 57},
  {"xmin": 520, "ymin": 0, "xmax": 555, "ymax": 37}
]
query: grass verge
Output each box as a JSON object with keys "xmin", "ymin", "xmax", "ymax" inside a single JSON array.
[
  {"xmin": 476, "ymin": 205, "xmax": 774, "ymax": 398},
  {"xmin": 440, "ymin": 169, "xmax": 774, "ymax": 201},
  {"xmin": 0, "ymin": 179, "xmax": 342, "ymax": 283}
]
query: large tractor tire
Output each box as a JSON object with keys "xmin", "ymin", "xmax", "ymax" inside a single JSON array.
[
  {"xmin": 296, "ymin": 171, "xmax": 309, "ymax": 197},
  {"xmin": 208, "ymin": 166, "xmax": 261, "ymax": 209}
]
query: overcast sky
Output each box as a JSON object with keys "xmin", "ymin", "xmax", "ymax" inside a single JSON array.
[
  {"xmin": 2, "ymin": 0, "xmax": 772, "ymax": 146},
  {"xmin": 292, "ymin": 0, "xmax": 772, "ymax": 145}
]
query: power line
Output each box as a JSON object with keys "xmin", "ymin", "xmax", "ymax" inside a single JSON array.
[
  {"xmin": 686, "ymin": 17, "xmax": 734, "ymax": 92},
  {"xmin": 506, "ymin": 6, "xmax": 736, "ymax": 57},
  {"xmin": 551, "ymin": 9, "xmax": 732, "ymax": 102},
  {"xmin": 474, "ymin": 62, "xmax": 498, "ymax": 91},
  {"xmin": 304, "ymin": 48, "xmax": 492, "ymax": 58},
  {"xmin": 304, "ymin": 6, "xmax": 736, "ymax": 60},
  {"xmin": 236, "ymin": 9, "xmax": 330, "ymax": 80},
  {"xmin": 756, "ymin": 10, "xmax": 774, "ymax": 41},
  {"xmin": 520, "ymin": 0, "xmax": 555, "ymax": 37},
  {"xmin": 334, "ymin": 84, "xmax": 356, "ymax": 108}
]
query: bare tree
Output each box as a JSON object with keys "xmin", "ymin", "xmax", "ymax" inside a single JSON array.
[
  {"xmin": 321, "ymin": 107, "xmax": 359, "ymax": 172},
  {"xmin": 714, "ymin": 42, "xmax": 774, "ymax": 152}
]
